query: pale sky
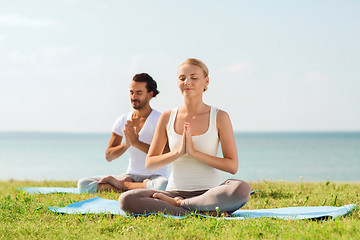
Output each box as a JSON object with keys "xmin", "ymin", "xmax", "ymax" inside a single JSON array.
[{"xmin": 1, "ymin": 0, "xmax": 359, "ymax": 132}]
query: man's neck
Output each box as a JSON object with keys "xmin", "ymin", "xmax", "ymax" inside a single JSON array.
[{"xmin": 132, "ymin": 105, "xmax": 152, "ymax": 119}]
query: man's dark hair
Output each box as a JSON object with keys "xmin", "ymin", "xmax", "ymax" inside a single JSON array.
[{"xmin": 133, "ymin": 73, "xmax": 159, "ymax": 97}]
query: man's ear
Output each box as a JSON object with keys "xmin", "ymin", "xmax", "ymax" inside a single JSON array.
[{"xmin": 148, "ymin": 91, "xmax": 154, "ymax": 99}]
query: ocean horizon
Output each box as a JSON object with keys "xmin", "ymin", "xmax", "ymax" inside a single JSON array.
[{"xmin": 1, "ymin": 131, "xmax": 359, "ymax": 182}]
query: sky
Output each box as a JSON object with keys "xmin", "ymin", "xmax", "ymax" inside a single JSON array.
[{"xmin": 0, "ymin": 0, "xmax": 359, "ymax": 132}]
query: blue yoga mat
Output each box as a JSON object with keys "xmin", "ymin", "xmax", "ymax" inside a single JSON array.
[
  {"xmin": 48, "ymin": 196, "xmax": 357, "ymax": 220},
  {"xmin": 20, "ymin": 187, "xmax": 80, "ymax": 194}
]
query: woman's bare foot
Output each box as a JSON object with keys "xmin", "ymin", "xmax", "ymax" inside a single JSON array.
[
  {"xmin": 151, "ymin": 193, "xmax": 230, "ymax": 217},
  {"xmin": 152, "ymin": 193, "xmax": 184, "ymax": 207}
]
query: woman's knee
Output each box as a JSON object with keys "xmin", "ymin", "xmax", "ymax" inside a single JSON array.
[
  {"xmin": 119, "ymin": 189, "xmax": 154, "ymax": 213},
  {"xmin": 226, "ymin": 179, "xmax": 251, "ymax": 199},
  {"xmin": 118, "ymin": 190, "xmax": 136, "ymax": 212}
]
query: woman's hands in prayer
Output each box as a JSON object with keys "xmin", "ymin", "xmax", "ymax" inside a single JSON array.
[{"xmin": 176, "ymin": 122, "xmax": 196, "ymax": 158}]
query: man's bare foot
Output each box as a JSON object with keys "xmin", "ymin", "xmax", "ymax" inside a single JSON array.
[
  {"xmin": 99, "ymin": 175, "xmax": 115, "ymax": 184},
  {"xmin": 99, "ymin": 176, "xmax": 132, "ymax": 191},
  {"xmin": 152, "ymin": 193, "xmax": 183, "ymax": 207},
  {"xmin": 97, "ymin": 183, "xmax": 121, "ymax": 192}
]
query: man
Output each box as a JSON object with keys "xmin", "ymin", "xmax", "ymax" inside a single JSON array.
[{"xmin": 77, "ymin": 73, "xmax": 168, "ymax": 193}]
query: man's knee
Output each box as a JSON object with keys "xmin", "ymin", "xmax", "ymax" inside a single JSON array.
[
  {"xmin": 146, "ymin": 176, "xmax": 168, "ymax": 190},
  {"xmin": 77, "ymin": 177, "xmax": 98, "ymax": 193}
]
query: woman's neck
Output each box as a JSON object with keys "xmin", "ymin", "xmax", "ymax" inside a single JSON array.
[{"xmin": 182, "ymin": 97, "xmax": 207, "ymax": 115}]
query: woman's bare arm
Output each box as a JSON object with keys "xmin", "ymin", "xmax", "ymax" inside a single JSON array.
[
  {"xmin": 186, "ymin": 110, "xmax": 238, "ymax": 174},
  {"xmin": 145, "ymin": 111, "xmax": 185, "ymax": 172}
]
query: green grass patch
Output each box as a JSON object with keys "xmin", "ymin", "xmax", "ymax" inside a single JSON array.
[{"xmin": 0, "ymin": 180, "xmax": 359, "ymax": 239}]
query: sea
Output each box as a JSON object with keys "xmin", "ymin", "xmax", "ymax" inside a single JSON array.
[{"xmin": 0, "ymin": 132, "xmax": 359, "ymax": 182}]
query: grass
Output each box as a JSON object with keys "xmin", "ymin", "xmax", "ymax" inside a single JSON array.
[{"xmin": 0, "ymin": 180, "xmax": 359, "ymax": 239}]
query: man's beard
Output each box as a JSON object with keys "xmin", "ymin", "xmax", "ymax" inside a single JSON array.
[{"xmin": 132, "ymin": 98, "xmax": 148, "ymax": 110}]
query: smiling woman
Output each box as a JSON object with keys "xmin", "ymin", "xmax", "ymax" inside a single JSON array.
[
  {"xmin": 177, "ymin": 59, "xmax": 209, "ymax": 96},
  {"xmin": 118, "ymin": 58, "xmax": 251, "ymax": 216}
]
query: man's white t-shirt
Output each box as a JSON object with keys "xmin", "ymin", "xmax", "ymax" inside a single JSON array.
[{"xmin": 111, "ymin": 109, "xmax": 167, "ymax": 177}]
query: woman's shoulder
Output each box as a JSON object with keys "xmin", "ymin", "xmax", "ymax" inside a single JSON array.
[
  {"xmin": 157, "ymin": 110, "xmax": 173, "ymax": 125},
  {"xmin": 160, "ymin": 110, "xmax": 172, "ymax": 118},
  {"xmin": 216, "ymin": 109, "xmax": 228, "ymax": 117},
  {"xmin": 215, "ymin": 108, "xmax": 231, "ymax": 127},
  {"xmin": 211, "ymin": 106, "xmax": 228, "ymax": 118}
]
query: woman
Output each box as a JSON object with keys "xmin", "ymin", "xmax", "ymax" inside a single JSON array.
[{"xmin": 119, "ymin": 58, "xmax": 251, "ymax": 215}]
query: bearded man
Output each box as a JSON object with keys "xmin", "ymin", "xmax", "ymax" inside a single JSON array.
[{"xmin": 78, "ymin": 73, "xmax": 168, "ymax": 193}]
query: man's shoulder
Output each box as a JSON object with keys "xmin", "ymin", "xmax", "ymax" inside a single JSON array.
[
  {"xmin": 151, "ymin": 109, "xmax": 161, "ymax": 116},
  {"xmin": 114, "ymin": 111, "xmax": 132, "ymax": 124},
  {"xmin": 148, "ymin": 109, "xmax": 162, "ymax": 121}
]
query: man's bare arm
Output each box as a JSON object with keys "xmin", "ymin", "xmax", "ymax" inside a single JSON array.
[
  {"xmin": 123, "ymin": 120, "xmax": 151, "ymax": 154},
  {"xmin": 106, "ymin": 120, "xmax": 168, "ymax": 160},
  {"xmin": 105, "ymin": 133, "xmax": 129, "ymax": 162}
]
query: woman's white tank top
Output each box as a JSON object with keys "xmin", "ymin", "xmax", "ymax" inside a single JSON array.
[{"xmin": 166, "ymin": 106, "xmax": 223, "ymax": 191}]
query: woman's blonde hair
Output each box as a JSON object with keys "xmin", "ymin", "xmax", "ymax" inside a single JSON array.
[{"xmin": 178, "ymin": 58, "xmax": 209, "ymax": 77}]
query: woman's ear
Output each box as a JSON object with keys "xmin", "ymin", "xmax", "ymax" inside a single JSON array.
[{"xmin": 204, "ymin": 76, "xmax": 209, "ymax": 91}]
